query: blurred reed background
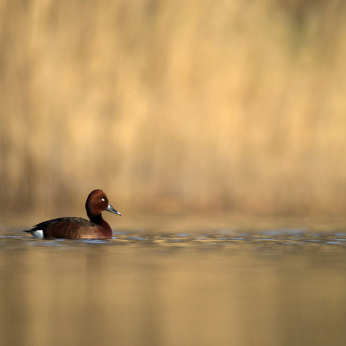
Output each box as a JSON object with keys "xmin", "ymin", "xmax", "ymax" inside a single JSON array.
[{"xmin": 1, "ymin": 0, "xmax": 346, "ymax": 221}]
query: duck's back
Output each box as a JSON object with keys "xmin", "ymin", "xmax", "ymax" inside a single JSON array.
[{"xmin": 26, "ymin": 217, "xmax": 106, "ymax": 239}]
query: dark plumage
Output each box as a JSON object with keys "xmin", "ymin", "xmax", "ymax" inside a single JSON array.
[{"xmin": 24, "ymin": 190, "xmax": 121, "ymax": 239}]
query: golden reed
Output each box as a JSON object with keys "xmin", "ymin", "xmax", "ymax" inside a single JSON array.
[{"xmin": 1, "ymin": 0, "xmax": 346, "ymax": 218}]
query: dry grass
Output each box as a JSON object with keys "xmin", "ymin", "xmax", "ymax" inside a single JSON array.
[{"xmin": 1, "ymin": 0, "xmax": 346, "ymax": 219}]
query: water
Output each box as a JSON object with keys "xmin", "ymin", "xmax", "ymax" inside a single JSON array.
[{"xmin": 1, "ymin": 223, "xmax": 346, "ymax": 346}]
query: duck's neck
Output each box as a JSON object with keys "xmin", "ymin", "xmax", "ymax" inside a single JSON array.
[
  {"xmin": 88, "ymin": 213, "xmax": 103, "ymax": 225},
  {"xmin": 88, "ymin": 213, "xmax": 112, "ymax": 233}
]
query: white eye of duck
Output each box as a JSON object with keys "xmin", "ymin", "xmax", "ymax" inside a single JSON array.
[{"xmin": 101, "ymin": 198, "xmax": 105, "ymax": 202}]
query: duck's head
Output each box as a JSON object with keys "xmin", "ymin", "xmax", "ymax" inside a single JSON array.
[{"xmin": 85, "ymin": 189, "xmax": 121, "ymax": 217}]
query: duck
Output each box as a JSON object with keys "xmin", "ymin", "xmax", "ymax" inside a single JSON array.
[{"xmin": 24, "ymin": 189, "xmax": 121, "ymax": 239}]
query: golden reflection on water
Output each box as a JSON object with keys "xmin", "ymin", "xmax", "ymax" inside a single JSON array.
[{"xmin": 1, "ymin": 228, "xmax": 346, "ymax": 346}]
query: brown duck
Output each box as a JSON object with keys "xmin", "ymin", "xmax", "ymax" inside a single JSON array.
[{"xmin": 24, "ymin": 189, "xmax": 121, "ymax": 239}]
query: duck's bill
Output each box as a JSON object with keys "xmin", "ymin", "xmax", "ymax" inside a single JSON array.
[{"xmin": 106, "ymin": 204, "xmax": 121, "ymax": 216}]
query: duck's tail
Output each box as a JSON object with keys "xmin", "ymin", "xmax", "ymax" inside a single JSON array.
[{"xmin": 23, "ymin": 230, "xmax": 44, "ymax": 239}]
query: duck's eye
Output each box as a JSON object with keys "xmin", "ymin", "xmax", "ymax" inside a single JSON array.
[{"xmin": 101, "ymin": 198, "xmax": 105, "ymax": 202}]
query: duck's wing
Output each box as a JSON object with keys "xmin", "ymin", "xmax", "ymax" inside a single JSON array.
[
  {"xmin": 24, "ymin": 217, "xmax": 96, "ymax": 239},
  {"xmin": 31, "ymin": 217, "xmax": 95, "ymax": 230}
]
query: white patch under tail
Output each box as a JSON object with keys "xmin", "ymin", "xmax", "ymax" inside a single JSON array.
[{"xmin": 29, "ymin": 230, "xmax": 44, "ymax": 239}]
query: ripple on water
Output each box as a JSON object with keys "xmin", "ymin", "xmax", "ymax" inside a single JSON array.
[
  {"xmin": 261, "ymin": 229, "xmax": 306, "ymax": 237},
  {"xmin": 112, "ymin": 230, "xmax": 129, "ymax": 235},
  {"xmin": 126, "ymin": 237, "xmax": 144, "ymax": 240},
  {"xmin": 178, "ymin": 233, "xmax": 192, "ymax": 237},
  {"xmin": 0, "ymin": 236, "xmax": 22, "ymax": 238},
  {"xmin": 1, "ymin": 230, "xmax": 346, "ymax": 250},
  {"xmin": 334, "ymin": 232, "xmax": 346, "ymax": 237}
]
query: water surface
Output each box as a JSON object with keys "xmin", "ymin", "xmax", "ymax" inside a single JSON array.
[{"xmin": 1, "ymin": 223, "xmax": 346, "ymax": 346}]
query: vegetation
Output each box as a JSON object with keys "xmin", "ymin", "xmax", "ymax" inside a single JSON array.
[{"xmin": 1, "ymin": 0, "xmax": 346, "ymax": 218}]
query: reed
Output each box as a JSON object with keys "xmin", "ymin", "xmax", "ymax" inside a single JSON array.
[{"xmin": 1, "ymin": 0, "xmax": 346, "ymax": 219}]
